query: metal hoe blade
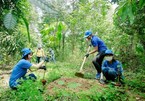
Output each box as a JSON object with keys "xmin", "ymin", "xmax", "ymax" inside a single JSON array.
[{"xmin": 75, "ymin": 72, "xmax": 84, "ymax": 78}]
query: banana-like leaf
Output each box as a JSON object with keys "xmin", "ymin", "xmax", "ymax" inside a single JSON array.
[
  {"xmin": 57, "ymin": 23, "xmax": 62, "ymax": 41},
  {"xmin": 22, "ymin": 16, "xmax": 30, "ymax": 42},
  {"xmin": 4, "ymin": 13, "xmax": 17, "ymax": 29}
]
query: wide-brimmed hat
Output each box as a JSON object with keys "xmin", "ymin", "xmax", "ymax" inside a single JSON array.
[{"xmin": 21, "ymin": 48, "xmax": 32, "ymax": 59}]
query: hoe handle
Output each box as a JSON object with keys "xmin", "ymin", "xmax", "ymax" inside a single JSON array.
[
  {"xmin": 79, "ymin": 45, "xmax": 91, "ymax": 72},
  {"xmin": 43, "ymin": 62, "xmax": 47, "ymax": 79},
  {"xmin": 79, "ymin": 56, "xmax": 87, "ymax": 72}
]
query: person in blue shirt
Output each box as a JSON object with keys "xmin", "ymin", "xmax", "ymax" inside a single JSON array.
[
  {"xmin": 100, "ymin": 49, "xmax": 124, "ymax": 84},
  {"xmin": 84, "ymin": 30, "xmax": 108, "ymax": 79},
  {"xmin": 9, "ymin": 48, "xmax": 47, "ymax": 90}
]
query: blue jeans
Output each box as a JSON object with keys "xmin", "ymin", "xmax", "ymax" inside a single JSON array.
[
  {"xmin": 22, "ymin": 73, "xmax": 37, "ymax": 80},
  {"xmin": 102, "ymin": 68, "xmax": 117, "ymax": 81},
  {"xmin": 11, "ymin": 73, "xmax": 37, "ymax": 90}
]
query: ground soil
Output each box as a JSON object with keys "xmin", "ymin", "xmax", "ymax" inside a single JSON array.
[
  {"xmin": 0, "ymin": 70, "xmax": 11, "ymax": 89},
  {"xmin": 46, "ymin": 77, "xmax": 105, "ymax": 95},
  {"xmin": 0, "ymin": 69, "xmax": 144, "ymax": 101}
]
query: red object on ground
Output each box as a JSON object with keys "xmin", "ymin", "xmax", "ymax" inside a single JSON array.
[{"xmin": 42, "ymin": 79, "xmax": 47, "ymax": 85}]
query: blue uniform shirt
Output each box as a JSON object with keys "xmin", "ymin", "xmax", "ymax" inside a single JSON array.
[
  {"xmin": 9, "ymin": 59, "xmax": 32, "ymax": 88},
  {"xmin": 91, "ymin": 35, "xmax": 107, "ymax": 52},
  {"xmin": 102, "ymin": 60, "xmax": 123, "ymax": 74}
]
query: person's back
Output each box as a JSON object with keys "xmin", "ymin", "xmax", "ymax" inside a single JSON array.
[
  {"xmin": 91, "ymin": 35, "xmax": 107, "ymax": 52},
  {"xmin": 36, "ymin": 47, "xmax": 45, "ymax": 63},
  {"xmin": 102, "ymin": 60, "xmax": 122, "ymax": 71},
  {"xmin": 36, "ymin": 48, "xmax": 44, "ymax": 57}
]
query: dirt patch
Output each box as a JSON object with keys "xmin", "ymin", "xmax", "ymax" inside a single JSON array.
[
  {"xmin": 46, "ymin": 77, "xmax": 105, "ymax": 94},
  {"xmin": 0, "ymin": 74, "xmax": 9, "ymax": 89}
]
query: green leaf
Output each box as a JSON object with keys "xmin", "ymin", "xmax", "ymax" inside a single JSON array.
[
  {"xmin": 56, "ymin": 23, "xmax": 62, "ymax": 41},
  {"xmin": 127, "ymin": 4, "xmax": 134, "ymax": 24},
  {"xmin": 56, "ymin": 32, "xmax": 62, "ymax": 41},
  {"xmin": 116, "ymin": 2, "xmax": 127, "ymax": 21},
  {"xmin": 121, "ymin": 6, "xmax": 127, "ymax": 21},
  {"xmin": 4, "ymin": 13, "xmax": 17, "ymax": 29},
  {"xmin": 58, "ymin": 22, "xmax": 62, "ymax": 31},
  {"xmin": 139, "ymin": 0, "xmax": 145, "ymax": 8},
  {"xmin": 136, "ymin": 43, "xmax": 144, "ymax": 53},
  {"xmin": 22, "ymin": 16, "xmax": 30, "ymax": 42},
  {"xmin": 132, "ymin": 0, "xmax": 137, "ymax": 13}
]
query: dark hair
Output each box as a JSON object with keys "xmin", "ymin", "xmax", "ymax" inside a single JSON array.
[
  {"xmin": 22, "ymin": 53, "xmax": 32, "ymax": 59},
  {"xmin": 22, "ymin": 54, "xmax": 29, "ymax": 59}
]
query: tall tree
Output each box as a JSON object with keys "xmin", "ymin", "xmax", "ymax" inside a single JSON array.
[
  {"xmin": 0, "ymin": 0, "xmax": 32, "ymax": 61},
  {"xmin": 114, "ymin": 0, "xmax": 145, "ymax": 49}
]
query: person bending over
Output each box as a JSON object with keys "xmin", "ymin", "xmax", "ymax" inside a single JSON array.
[{"xmin": 84, "ymin": 30, "xmax": 108, "ymax": 79}]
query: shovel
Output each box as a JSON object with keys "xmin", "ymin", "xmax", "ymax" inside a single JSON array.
[{"xmin": 75, "ymin": 45, "xmax": 91, "ymax": 78}]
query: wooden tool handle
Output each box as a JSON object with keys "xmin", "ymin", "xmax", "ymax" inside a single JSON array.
[
  {"xmin": 87, "ymin": 45, "xmax": 91, "ymax": 53},
  {"xmin": 79, "ymin": 56, "xmax": 87, "ymax": 72},
  {"xmin": 79, "ymin": 45, "xmax": 91, "ymax": 72}
]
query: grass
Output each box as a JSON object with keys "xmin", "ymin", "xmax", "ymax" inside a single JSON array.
[{"xmin": 0, "ymin": 61, "xmax": 145, "ymax": 101}]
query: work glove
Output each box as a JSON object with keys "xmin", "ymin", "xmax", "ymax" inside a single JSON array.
[
  {"xmin": 85, "ymin": 53, "xmax": 90, "ymax": 58},
  {"xmin": 44, "ymin": 57, "xmax": 49, "ymax": 62},
  {"xmin": 39, "ymin": 66, "xmax": 47, "ymax": 70}
]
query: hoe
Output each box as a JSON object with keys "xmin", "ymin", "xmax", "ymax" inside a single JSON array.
[{"xmin": 75, "ymin": 45, "xmax": 91, "ymax": 78}]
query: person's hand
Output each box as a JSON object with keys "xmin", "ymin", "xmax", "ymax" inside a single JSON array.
[
  {"xmin": 85, "ymin": 53, "xmax": 90, "ymax": 58},
  {"xmin": 39, "ymin": 66, "xmax": 46, "ymax": 70}
]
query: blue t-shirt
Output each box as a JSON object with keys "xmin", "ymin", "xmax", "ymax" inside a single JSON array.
[
  {"xmin": 9, "ymin": 59, "xmax": 32, "ymax": 88},
  {"xmin": 102, "ymin": 60, "xmax": 123, "ymax": 73},
  {"xmin": 91, "ymin": 35, "xmax": 107, "ymax": 52}
]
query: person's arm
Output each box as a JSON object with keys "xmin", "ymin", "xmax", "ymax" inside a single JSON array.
[
  {"xmin": 101, "ymin": 60, "xmax": 107, "ymax": 71},
  {"xmin": 89, "ymin": 46, "xmax": 98, "ymax": 54},
  {"xmin": 30, "ymin": 61, "xmax": 45, "ymax": 71},
  {"xmin": 116, "ymin": 61, "xmax": 123, "ymax": 75}
]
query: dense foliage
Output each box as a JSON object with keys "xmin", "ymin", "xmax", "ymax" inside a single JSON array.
[
  {"xmin": 114, "ymin": 0, "xmax": 145, "ymax": 70},
  {"xmin": 0, "ymin": 0, "xmax": 35, "ymax": 64},
  {"xmin": 0, "ymin": 0, "xmax": 145, "ymax": 100}
]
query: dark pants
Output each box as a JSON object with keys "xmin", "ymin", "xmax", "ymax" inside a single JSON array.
[
  {"xmin": 92, "ymin": 50, "xmax": 106, "ymax": 73},
  {"xmin": 36, "ymin": 57, "xmax": 41, "ymax": 63},
  {"xmin": 102, "ymin": 68, "xmax": 117, "ymax": 81}
]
